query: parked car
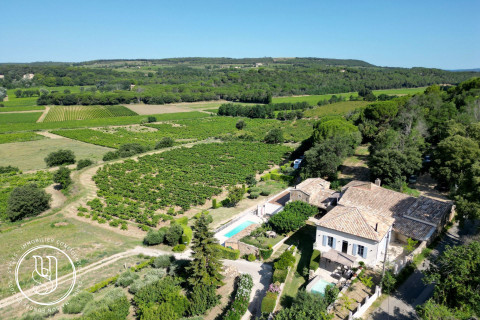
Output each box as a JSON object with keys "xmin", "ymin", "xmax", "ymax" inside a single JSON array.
[{"xmin": 409, "ymin": 175, "xmax": 418, "ymax": 184}]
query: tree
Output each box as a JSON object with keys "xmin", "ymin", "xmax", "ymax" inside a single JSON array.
[
  {"xmin": 235, "ymin": 120, "xmax": 246, "ymax": 130},
  {"xmin": 223, "ymin": 186, "xmax": 245, "ymax": 207},
  {"xmin": 368, "ymin": 149, "xmax": 421, "ymax": 189},
  {"xmin": 155, "ymin": 137, "xmax": 174, "ymax": 149},
  {"xmin": 416, "ymin": 299, "xmax": 460, "ymax": 320},
  {"xmin": 165, "ymin": 224, "xmax": 183, "ymax": 246},
  {"xmin": 312, "ymin": 117, "xmax": 361, "ymax": 148},
  {"xmin": 187, "ymin": 284, "xmax": 219, "ymax": 316},
  {"xmin": 6, "ymin": 183, "xmax": 51, "ymax": 221},
  {"xmin": 118, "ymin": 143, "xmax": 148, "ymax": 157},
  {"xmin": 269, "ymin": 201, "xmax": 318, "ymax": 234},
  {"xmin": 265, "ymin": 128, "xmax": 284, "ymax": 144},
  {"xmin": 274, "ymin": 290, "xmax": 331, "ymax": 320},
  {"xmin": 77, "ymin": 159, "xmax": 93, "ymax": 170},
  {"xmin": 44, "ymin": 149, "xmax": 75, "ymax": 167},
  {"xmin": 186, "ymin": 213, "xmax": 224, "ymax": 287},
  {"xmin": 0, "ymin": 87, "xmax": 6, "ymax": 101},
  {"xmin": 245, "ymin": 174, "xmax": 256, "ymax": 186},
  {"xmin": 53, "ymin": 166, "xmax": 72, "ymax": 189},
  {"xmin": 381, "ymin": 270, "xmax": 396, "ymax": 294},
  {"xmin": 358, "ymin": 87, "xmax": 373, "ymax": 98}
]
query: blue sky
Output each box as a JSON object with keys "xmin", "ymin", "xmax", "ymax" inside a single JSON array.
[{"xmin": 1, "ymin": 0, "xmax": 479, "ymax": 69}]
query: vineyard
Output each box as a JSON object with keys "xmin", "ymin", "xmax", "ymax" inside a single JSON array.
[
  {"xmin": 88, "ymin": 142, "xmax": 292, "ymax": 227},
  {"xmin": 0, "ymin": 112, "xmax": 41, "ymax": 124},
  {"xmin": 0, "ymin": 132, "xmax": 45, "ymax": 144},
  {"xmin": 0, "ymin": 171, "xmax": 53, "ymax": 220},
  {"xmin": 42, "ymin": 105, "xmax": 137, "ymax": 122},
  {"xmin": 51, "ymin": 117, "xmax": 314, "ymax": 148}
]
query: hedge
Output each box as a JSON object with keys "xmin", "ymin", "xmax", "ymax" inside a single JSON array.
[
  {"xmin": 259, "ymin": 248, "xmax": 273, "ymax": 260},
  {"xmin": 224, "ymin": 274, "xmax": 254, "ymax": 320},
  {"xmin": 216, "ymin": 244, "xmax": 240, "ymax": 260},
  {"xmin": 309, "ymin": 249, "xmax": 321, "ymax": 270},
  {"xmin": 182, "ymin": 225, "xmax": 193, "ymax": 244},
  {"xmin": 87, "ymin": 275, "xmax": 119, "ymax": 293},
  {"xmin": 273, "ymin": 269, "xmax": 288, "ymax": 283},
  {"xmin": 261, "ymin": 291, "xmax": 278, "ymax": 314}
]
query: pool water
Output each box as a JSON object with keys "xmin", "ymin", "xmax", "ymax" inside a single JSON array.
[
  {"xmin": 311, "ymin": 278, "xmax": 334, "ymax": 296},
  {"xmin": 224, "ymin": 221, "xmax": 256, "ymax": 238}
]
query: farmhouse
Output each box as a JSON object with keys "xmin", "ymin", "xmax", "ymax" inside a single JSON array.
[
  {"xmin": 22, "ymin": 73, "xmax": 34, "ymax": 80},
  {"xmin": 293, "ymin": 179, "xmax": 454, "ymax": 267}
]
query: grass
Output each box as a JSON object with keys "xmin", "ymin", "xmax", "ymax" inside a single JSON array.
[
  {"xmin": 43, "ymin": 105, "xmax": 137, "ymax": 122},
  {"xmin": 0, "ymin": 112, "xmax": 42, "ymax": 123},
  {"xmin": 0, "ymin": 132, "xmax": 45, "ymax": 144},
  {"xmin": 272, "ymin": 87, "xmax": 426, "ymax": 105},
  {"xmin": 0, "ymin": 106, "xmax": 45, "ymax": 112},
  {"xmin": 241, "ymin": 233, "xmax": 286, "ymax": 249},
  {"xmin": 280, "ymin": 225, "xmax": 316, "ymax": 307},
  {"xmin": 0, "ymin": 111, "xmax": 209, "ymax": 133},
  {"xmin": 0, "ymin": 137, "xmax": 113, "ymax": 171},
  {"xmin": 1, "ymin": 97, "xmax": 38, "ymax": 108},
  {"xmin": 304, "ymin": 101, "xmax": 370, "ymax": 118}
]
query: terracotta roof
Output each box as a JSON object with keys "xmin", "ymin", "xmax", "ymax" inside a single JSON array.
[
  {"xmin": 317, "ymin": 205, "xmax": 393, "ymax": 241},
  {"xmin": 294, "ymin": 178, "xmax": 334, "ymax": 209}
]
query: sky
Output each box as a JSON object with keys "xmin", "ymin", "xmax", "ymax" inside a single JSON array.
[{"xmin": 1, "ymin": 0, "xmax": 479, "ymax": 69}]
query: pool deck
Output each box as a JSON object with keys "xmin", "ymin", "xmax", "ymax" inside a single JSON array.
[{"xmin": 215, "ymin": 213, "xmax": 263, "ymax": 244}]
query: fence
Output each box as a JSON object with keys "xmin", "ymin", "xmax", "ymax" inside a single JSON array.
[{"xmin": 348, "ymin": 285, "xmax": 382, "ymax": 319}]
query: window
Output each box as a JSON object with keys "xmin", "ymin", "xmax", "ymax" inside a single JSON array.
[
  {"xmin": 358, "ymin": 245, "xmax": 365, "ymax": 257},
  {"xmin": 327, "ymin": 236, "xmax": 334, "ymax": 247}
]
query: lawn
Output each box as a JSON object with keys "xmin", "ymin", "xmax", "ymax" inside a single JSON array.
[
  {"xmin": 0, "ymin": 112, "xmax": 42, "ymax": 123},
  {"xmin": 280, "ymin": 225, "xmax": 316, "ymax": 307},
  {"xmin": 0, "ymin": 137, "xmax": 114, "ymax": 171},
  {"xmin": 304, "ymin": 101, "xmax": 370, "ymax": 118}
]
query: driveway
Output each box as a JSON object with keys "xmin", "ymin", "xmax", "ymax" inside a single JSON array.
[{"xmin": 368, "ymin": 221, "xmax": 478, "ymax": 319}]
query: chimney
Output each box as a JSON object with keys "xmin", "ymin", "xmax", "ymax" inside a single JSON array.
[
  {"xmin": 375, "ymin": 178, "xmax": 381, "ymax": 186},
  {"xmin": 375, "ymin": 223, "xmax": 378, "ymax": 232}
]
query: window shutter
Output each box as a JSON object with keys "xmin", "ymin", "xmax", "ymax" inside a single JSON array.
[
  {"xmin": 363, "ymin": 246, "xmax": 368, "ymax": 259},
  {"xmin": 322, "ymin": 235, "xmax": 327, "ymax": 246},
  {"xmin": 332, "ymin": 238, "xmax": 336, "ymax": 249},
  {"xmin": 352, "ymin": 244, "xmax": 357, "ymax": 256}
]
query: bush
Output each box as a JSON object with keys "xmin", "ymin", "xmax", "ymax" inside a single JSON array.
[
  {"xmin": 77, "ymin": 159, "xmax": 93, "ymax": 170},
  {"xmin": 272, "ymin": 269, "xmax": 288, "ymax": 283},
  {"xmin": 269, "ymin": 201, "xmax": 318, "ymax": 234},
  {"xmin": 165, "ymin": 224, "xmax": 184, "ymax": 245},
  {"xmin": 87, "ymin": 275, "xmax": 119, "ymax": 293},
  {"xmin": 216, "ymin": 244, "xmax": 240, "ymax": 260},
  {"xmin": 102, "ymin": 151, "xmax": 119, "ymax": 161},
  {"xmin": 260, "ymin": 189, "xmax": 271, "ymax": 196},
  {"xmin": 116, "ymin": 270, "xmax": 140, "ymax": 287},
  {"xmin": 0, "ymin": 165, "xmax": 20, "ymax": 174},
  {"xmin": 143, "ymin": 229, "xmax": 166, "ymax": 245},
  {"xmin": 264, "ymin": 128, "xmax": 284, "ymax": 144},
  {"xmin": 274, "ymin": 247, "xmax": 296, "ymax": 271},
  {"xmin": 247, "ymin": 253, "xmax": 256, "ymax": 261},
  {"xmin": 249, "ymin": 191, "xmax": 260, "ymax": 199},
  {"xmin": 44, "ymin": 149, "xmax": 75, "ymax": 167},
  {"xmin": 7, "ymin": 183, "xmax": 51, "ymax": 221},
  {"xmin": 381, "ymin": 270, "xmax": 396, "ymax": 294},
  {"xmin": 224, "ymin": 274, "xmax": 253, "ymax": 320},
  {"xmin": 62, "ymin": 291, "xmax": 94, "ymax": 314},
  {"xmin": 261, "ymin": 291, "xmax": 278, "ymax": 314},
  {"xmin": 153, "ymin": 255, "xmax": 175, "ymax": 268},
  {"xmin": 118, "ymin": 143, "xmax": 148, "ymax": 157},
  {"xmin": 53, "ymin": 166, "xmax": 72, "ymax": 189},
  {"xmin": 147, "ymin": 116, "xmax": 157, "ymax": 123},
  {"xmin": 82, "ymin": 287, "xmax": 129, "ymax": 320},
  {"xmin": 309, "ymin": 249, "xmax": 321, "ymax": 270},
  {"xmin": 324, "ymin": 284, "xmax": 339, "ymax": 305},
  {"xmin": 182, "ymin": 226, "xmax": 193, "ymax": 244},
  {"xmin": 259, "ymin": 248, "xmax": 273, "ymax": 260},
  {"xmin": 174, "ymin": 216, "xmax": 189, "ymax": 225},
  {"xmin": 188, "ymin": 284, "xmax": 220, "ymax": 316},
  {"xmin": 236, "ymin": 120, "xmax": 246, "ymax": 130},
  {"xmin": 173, "ymin": 244, "xmax": 186, "ymax": 252},
  {"xmin": 155, "ymin": 137, "xmax": 175, "ymax": 149}
]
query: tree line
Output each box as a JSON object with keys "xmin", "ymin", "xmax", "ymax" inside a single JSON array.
[{"xmin": 217, "ymin": 102, "xmax": 310, "ymax": 118}]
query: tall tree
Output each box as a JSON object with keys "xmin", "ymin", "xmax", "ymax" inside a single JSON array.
[{"xmin": 186, "ymin": 214, "xmax": 224, "ymax": 287}]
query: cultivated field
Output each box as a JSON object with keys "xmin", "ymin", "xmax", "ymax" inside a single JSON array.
[
  {"xmin": 0, "ymin": 132, "xmax": 45, "ymax": 144},
  {"xmin": 0, "ymin": 112, "xmax": 42, "ymax": 123},
  {"xmin": 123, "ymin": 100, "xmax": 228, "ymax": 114},
  {"xmin": 0, "ymin": 106, "xmax": 45, "ymax": 112},
  {"xmin": 42, "ymin": 105, "xmax": 137, "ymax": 122},
  {"xmin": 0, "ymin": 136, "xmax": 114, "ymax": 171},
  {"xmin": 304, "ymin": 101, "xmax": 370, "ymax": 117}
]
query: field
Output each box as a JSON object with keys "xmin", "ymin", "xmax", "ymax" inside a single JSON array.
[
  {"xmin": 51, "ymin": 117, "xmax": 314, "ymax": 148},
  {"xmin": 0, "ymin": 111, "xmax": 209, "ymax": 133},
  {"xmin": 272, "ymin": 87, "xmax": 426, "ymax": 105},
  {"xmin": 304, "ymin": 101, "xmax": 370, "ymax": 118},
  {"xmin": 88, "ymin": 142, "xmax": 292, "ymax": 227},
  {"xmin": 0, "ymin": 112, "xmax": 42, "ymax": 123},
  {"xmin": 0, "ymin": 171, "xmax": 53, "ymax": 220},
  {"xmin": 124, "ymin": 100, "xmax": 228, "ymax": 114},
  {"xmin": 0, "ymin": 137, "xmax": 114, "ymax": 171},
  {"xmin": 0, "ymin": 106, "xmax": 45, "ymax": 112},
  {"xmin": 43, "ymin": 105, "xmax": 137, "ymax": 122},
  {"xmin": 0, "ymin": 132, "xmax": 45, "ymax": 144}
]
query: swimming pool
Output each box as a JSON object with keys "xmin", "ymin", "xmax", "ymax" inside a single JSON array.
[
  {"xmin": 224, "ymin": 220, "xmax": 256, "ymax": 238},
  {"xmin": 310, "ymin": 278, "xmax": 334, "ymax": 296}
]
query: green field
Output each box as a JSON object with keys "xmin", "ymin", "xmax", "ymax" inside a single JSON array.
[
  {"xmin": 43, "ymin": 105, "xmax": 137, "ymax": 122},
  {"xmin": 0, "ymin": 112, "xmax": 42, "ymax": 123},
  {"xmin": 304, "ymin": 101, "xmax": 370, "ymax": 118},
  {"xmin": 0, "ymin": 111, "xmax": 210, "ymax": 133},
  {"xmin": 0, "ymin": 132, "xmax": 45, "ymax": 144},
  {"xmin": 0, "ymin": 106, "xmax": 45, "ymax": 112},
  {"xmin": 272, "ymin": 87, "xmax": 426, "ymax": 105}
]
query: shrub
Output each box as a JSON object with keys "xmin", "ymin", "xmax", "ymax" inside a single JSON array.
[
  {"xmin": 82, "ymin": 287, "xmax": 129, "ymax": 320},
  {"xmin": 147, "ymin": 116, "xmax": 157, "ymax": 123},
  {"xmin": 77, "ymin": 159, "xmax": 93, "ymax": 170},
  {"xmin": 236, "ymin": 119, "xmax": 246, "ymax": 130},
  {"xmin": 264, "ymin": 128, "xmax": 284, "ymax": 144},
  {"xmin": 103, "ymin": 151, "xmax": 119, "ymax": 161},
  {"xmin": 116, "ymin": 270, "xmax": 140, "ymax": 287},
  {"xmin": 118, "ymin": 143, "xmax": 148, "ymax": 157},
  {"xmin": 44, "ymin": 149, "xmax": 75, "ymax": 167},
  {"xmin": 153, "ymin": 255, "xmax": 175, "ymax": 268},
  {"xmin": 87, "ymin": 275, "xmax": 119, "ymax": 293},
  {"xmin": 272, "ymin": 269, "xmax": 288, "ymax": 283},
  {"xmin": 173, "ymin": 244, "xmax": 186, "ymax": 252},
  {"xmin": 182, "ymin": 226, "xmax": 193, "ymax": 244},
  {"xmin": 188, "ymin": 284, "xmax": 220, "ymax": 316},
  {"xmin": 260, "ymin": 189, "xmax": 271, "ymax": 196},
  {"xmin": 245, "ymin": 174, "xmax": 256, "ymax": 186},
  {"xmin": 247, "ymin": 253, "xmax": 256, "ymax": 261},
  {"xmin": 174, "ymin": 216, "xmax": 189, "ymax": 225},
  {"xmin": 165, "ymin": 224, "xmax": 184, "ymax": 245},
  {"xmin": 259, "ymin": 248, "xmax": 273, "ymax": 260},
  {"xmin": 216, "ymin": 244, "xmax": 240, "ymax": 260},
  {"xmin": 273, "ymin": 248, "xmax": 296, "ymax": 271},
  {"xmin": 155, "ymin": 137, "xmax": 175, "ymax": 149},
  {"xmin": 212, "ymin": 199, "xmax": 219, "ymax": 209},
  {"xmin": 261, "ymin": 291, "xmax": 278, "ymax": 314},
  {"xmin": 0, "ymin": 165, "xmax": 20, "ymax": 174},
  {"xmin": 324, "ymin": 284, "xmax": 339, "ymax": 305},
  {"xmin": 62, "ymin": 291, "xmax": 94, "ymax": 314},
  {"xmin": 309, "ymin": 250, "xmax": 321, "ymax": 270},
  {"xmin": 269, "ymin": 201, "xmax": 318, "ymax": 234},
  {"xmin": 143, "ymin": 229, "xmax": 166, "ymax": 245},
  {"xmin": 224, "ymin": 274, "xmax": 253, "ymax": 320},
  {"xmin": 249, "ymin": 191, "xmax": 260, "ymax": 199},
  {"xmin": 7, "ymin": 183, "xmax": 51, "ymax": 221},
  {"xmin": 53, "ymin": 166, "xmax": 72, "ymax": 189},
  {"xmin": 381, "ymin": 270, "xmax": 396, "ymax": 294}
]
